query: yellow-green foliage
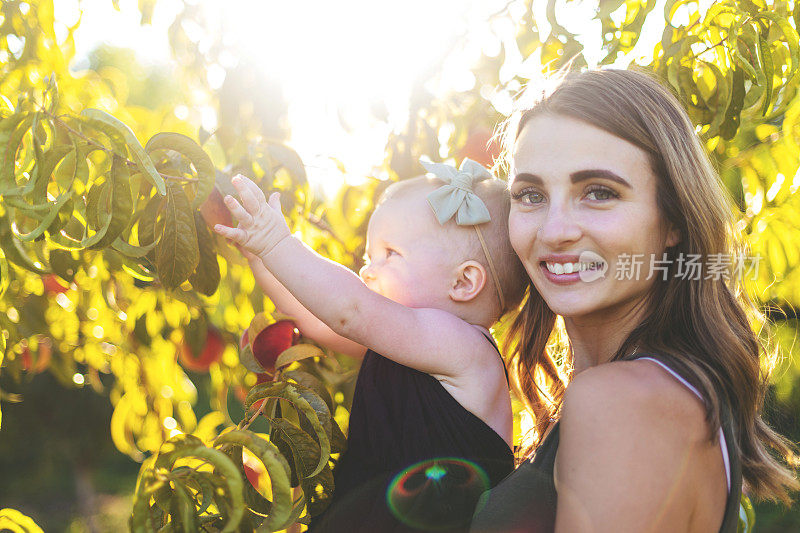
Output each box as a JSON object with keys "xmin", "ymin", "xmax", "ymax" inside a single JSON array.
[{"xmin": 1, "ymin": 0, "xmax": 799, "ymax": 530}]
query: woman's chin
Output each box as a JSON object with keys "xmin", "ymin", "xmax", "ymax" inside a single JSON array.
[
  {"xmin": 533, "ymin": 280, "xmax": 603, "ymax": 315},
  {"xmin": 545, "ymin": 301, "xmax": 596, "ymax": 318}
]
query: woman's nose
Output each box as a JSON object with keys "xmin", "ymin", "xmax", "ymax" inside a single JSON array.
[{"xmin": 538, "ymin": 202, "xmax": 582, "ymax": 248}]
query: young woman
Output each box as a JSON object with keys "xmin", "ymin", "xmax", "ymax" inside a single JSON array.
[{"xmin": 470, "ymin": 69, "xmax": 798, "ymax": 532}]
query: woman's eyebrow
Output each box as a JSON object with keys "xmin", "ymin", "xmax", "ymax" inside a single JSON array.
[
  {"xmin": 512, "ymin": 173, "xmax": 543, "ymax": 185},
  {"xmin": 571, "ymin": 169, "xmax": 632, "ymax": 188},
  {"xmin": 513, "ymin": 170, "xmax": 632, "ymax": 188}
]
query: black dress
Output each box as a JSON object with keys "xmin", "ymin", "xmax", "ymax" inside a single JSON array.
[
  {"xmin": 469, "ymin": 352, "xmax": 743, "ymax": 533},
  {"xmin": 310, "ymin": 337, "xmax": 514, "ymax": 533}
]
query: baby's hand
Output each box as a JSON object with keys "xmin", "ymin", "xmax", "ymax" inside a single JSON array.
[{"xmin": 213, "ymin": 174, "xmax": 291, "ymax": 258}]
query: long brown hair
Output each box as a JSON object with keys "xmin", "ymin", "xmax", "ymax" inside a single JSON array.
[{"xmin": 503, "ymin": 68, "xmax": 798, "ymax": 504}]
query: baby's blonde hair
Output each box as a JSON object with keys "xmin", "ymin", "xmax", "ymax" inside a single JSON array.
[{"xmin": 379, "ymin": 175, "xmax": 527, "ymax": 320}]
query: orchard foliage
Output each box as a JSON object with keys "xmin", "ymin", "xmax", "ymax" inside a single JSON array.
[{"xmin": 0, "ymin": 0, "xmax": 799, "ymax": 530}]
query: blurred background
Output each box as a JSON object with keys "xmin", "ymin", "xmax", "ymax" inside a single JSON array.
[{"xmin": 0, "ymin": 0, "xmax": 799, "ymax": 530}]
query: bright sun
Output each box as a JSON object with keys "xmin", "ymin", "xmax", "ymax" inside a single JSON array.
[{"xmin": 65, "ymin": 0, "xmax": 663, "ymax": 195}]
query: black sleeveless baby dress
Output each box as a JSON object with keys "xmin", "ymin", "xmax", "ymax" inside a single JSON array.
[
  {"xmin": 469, "ymin": 352, "xmax": 743, "ymax": 533},
  {"xmin": 310, "ymin": 338, "xmax": 514, "ymax": 533}
]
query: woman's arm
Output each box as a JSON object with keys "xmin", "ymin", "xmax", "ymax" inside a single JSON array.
[
  {"xmin": 554, "ymin": 361, "xmax": 721, "ymax": 532},
  {"xmin": 244, "ymin": 248, "xmax": 366, "ymax": 359}
]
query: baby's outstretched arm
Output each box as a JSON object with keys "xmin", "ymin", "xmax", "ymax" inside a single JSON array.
[
  {"xmin": 214, "ymin": 175, "xmax": 489, "ymax": 378},
  {"xmin": 242, "ymin": 248, "xmax": 366, "ymax": 359}
]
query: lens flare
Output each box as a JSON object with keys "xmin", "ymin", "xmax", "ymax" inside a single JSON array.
[{"xmin": 386, "ymin": 457, "xmax": 489, "ymax": 531}]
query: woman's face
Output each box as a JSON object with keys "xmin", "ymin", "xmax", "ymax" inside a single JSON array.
[{"xmin": 509, "ymin": 113, "xmax": 679, "ymax": 321}]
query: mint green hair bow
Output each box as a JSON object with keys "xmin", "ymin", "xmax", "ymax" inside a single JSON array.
[{"xmin": 420, "ymin": 158, "xmax": 493, "ymax": 226}]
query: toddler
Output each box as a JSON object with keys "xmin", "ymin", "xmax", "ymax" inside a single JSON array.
[{"xmin": 214, "ymin": 159, "xmax": 527, "ymax": 532}]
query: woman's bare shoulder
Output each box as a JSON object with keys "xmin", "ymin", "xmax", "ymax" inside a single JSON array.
[
  {"xmin": 562, "ymin": 358, "xmax": 709, "ymax": 437},
  {"xmin": 554, "ymin": 360, "xmax": 717, "ymax": 530}
]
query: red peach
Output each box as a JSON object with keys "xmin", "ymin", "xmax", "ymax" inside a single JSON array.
[
  {"xmin": 458, "ymin": 127, "xmax": 502, "ymax": 168},
  {"xmin": 42, "ymin": 274, "xmax": 69, "ymax": 295},
  {"xmin": 250, "ymin": 320, "xmax": 299, "ymax": 374},
  {"xmin": 199, "ymin": 186, "xmax": 234, "ymax": 230},
  {"xmin": 179, "ymin": 327, "xmax": 225, "ymax": 372}
]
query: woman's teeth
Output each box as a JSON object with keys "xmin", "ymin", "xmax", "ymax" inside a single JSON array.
[{"xmin": 545, "ymin": 261, "xmax": 603, "ymax": 275}]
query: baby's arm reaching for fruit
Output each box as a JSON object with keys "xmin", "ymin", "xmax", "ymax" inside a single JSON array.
[
  {"xmin": 214, "ymin": 174, "xmax": 493, "ymax": 378},
  {"xmin": 242, "ymin": 247, "xmax": 367, "ymax": 359}
]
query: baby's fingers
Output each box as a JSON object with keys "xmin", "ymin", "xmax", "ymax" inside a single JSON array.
[
  {"xmin": 232, "ymin": 175, "xmax": 267, "ymax": 211},
  {"xmin": 223, "ymin": 195, "xmax": 253, "ymax": 225},
  {"xmin": 268, "ymin": 192, "xmax": 283, "ymax": 214},
  {"xmin": 213, "ymin": 224, "xmax": 247, "ymax": 245}
]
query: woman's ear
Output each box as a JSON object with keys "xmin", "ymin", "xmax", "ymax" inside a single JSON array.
[
  {"xmin": 666, "ymin": 224, "xmax": 680, "ymax": 248},
  {"xmin": 449, "ymin": 261, "xmax": 487, "ymax": 303}
]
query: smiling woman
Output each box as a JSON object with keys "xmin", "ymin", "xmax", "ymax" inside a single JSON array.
[
  {"xmin": 509, "ymin": 113, "xmax": 679, "ymax": 321},
  {"xmin": 470, "ymin": 69, "xmax": 799, "ymax": 533}
]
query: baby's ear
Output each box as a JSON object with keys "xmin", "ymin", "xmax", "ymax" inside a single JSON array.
[{"xmin": 449, "ymin": 261, "xmax": 487, "ymax": 303}]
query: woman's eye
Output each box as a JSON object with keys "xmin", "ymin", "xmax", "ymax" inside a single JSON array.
[
  {"xmin": 585, "ymin": 186, "xmax": 619, "ymax": 201},
  {"xmin": 511, "ymin": 188, "xmax": 544, "ymax": 205}
]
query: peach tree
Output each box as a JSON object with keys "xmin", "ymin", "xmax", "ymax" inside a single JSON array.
[{"xmin": 1, "ymin": 0, "xmax": 799, "ymax": 531}]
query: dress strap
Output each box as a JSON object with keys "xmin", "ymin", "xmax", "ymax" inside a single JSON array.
[
  {"xmin": 480, "ymin": 331, "xmax": 510, "ymax": 386},
  {"xmin": 636, "ymin": 356, "xmax": 732, "ymax": 493}
]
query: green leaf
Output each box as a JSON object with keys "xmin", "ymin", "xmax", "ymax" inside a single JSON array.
[
  {"xmin": 794, "ymin": 2, "xmax": 800, "ymax": 40},
  {"xmin": 153, "ymin": 433, "xmax": 206, "ymax": 469},
  {"xmin": 154, "ymin": 183, "xmax": 199, "ymax": 289},
  {"xmin": 281, "ymin": 369, "xmax": 334, "ymax": 414},
  {"xmin": 74, "ymin": 115, "xmax": 129, "ymax": 159},
  {"xmin": 145, "ymin": 132, "xmax": 215, "ymax": 208},
  {"xmin": 720, "ymin": 68, "xmax": 746, "ymax": 139},
  {"xmin": 151, "ymin": 434, "xmax": 245, "ymax": 533},
  {"xmin": 44, "ymin": 74, "xmax": 59, "ymax": 115},
  {"xmin": 2, "ymin": 144, "xmax": 72, "ymax": 198},
  {"xmin": 89, "ymin": 155, "xmax": 133, "ymax": 249},
  {"xmin": 331, "ymin": 418, "xmax": 347, "ymax": 455},
  {"xmin": 130, "ymin": 472, "xmax": 167, "ymax": 533},
  {"xmin": 48, "ymin": 249, "xmax": 79, "ymax": 283},
  {"xmin": 702, "ymin": 2, "xmax": 741, "ymax": 27},
  {"xmin": 214, "ymin": 430, "xmax": 293, "ymax": 532},
  {"xmin": 110, "ymin": 235, "xmax": 158, "ymax": 258},
  {"xmin": 275, "ymin": 344, "xmax": 324, "ymax": 370},
  {"xmin": 597, "ymin": 0, "xmax": 625, "ymax": 19},
  {"xmin": 738, "ymin": 493, "xmax": 756, "ymax": 532},
  {"xmin": 264, "ymin": 142, "xmax": 307, "ymax": 186},
  {"xmin": 300, "ymin": 462, "xmax": 335, "ymax": 518},
  {"xmin": 0, "ymin": 248, "xmax": 8, "ymax": 299},
  {"xmin": 730, "ymin": 24, "xmax": 759, "ymax": 80},
  {"xmin": 81, "ymin": 108, "xmax": 166, "ymax": 195},
  {"xmin": 756, "ymin": 12, "xmax": 800, "ymax": 117},
  {"xmin": 240, "ymin": 344, "xmax": 266, "ymax": 373},
  {"xmin": 700, "ymin": 61, "xmax": 730, "ymax": 139},
  {"xmin": 290, "ymin": 382, "xmax": 333, "ymax": 441},
  {"xmin": 0, "ymin": 213, "xmax": 48, "ymax": 274},
  {"xmin": 665, "ymin": 0, "xmax": 695, "ymax": 22},
  {"xmin": 78, "ymin": 192, "xmax": 116, "ymax": 249},
  {"xmin": 129, "ymin": 193, "xmax": 163, "ymax": 261},
  {"xmin": 188, "ymin": 212, "xmax": 220, "ymax": 296},
  {"xmin": 0, "ymin": 507, "xmax": 46, "ymax": 532},
  {"xmin": 245, "ymin": 382, "xmax": 331, "ymax": 477},
  {"xmin": 757, "ymin": 34, "xmax": 774, "ymax": 116},
  {"xmin": 183, "ymin": 472, "xmax": 216, "ymax": 516},
  {"xmin": 269, "ymin": 418, "xmax": 321, "ymax": 485},
  {"xmin": 0, "ymin": 336, "xmax": 4, "ymax": 430},
  {"xmin": 13, "ymin": 193, "xmax": 70, "ymax": 242},
  {"xmin": 0, "ymin": 112, "xmax": 34, "ymax": 194},
  {"xmin": 170, "ymin": 482, "xmax": 200, "ymax": 533}
]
